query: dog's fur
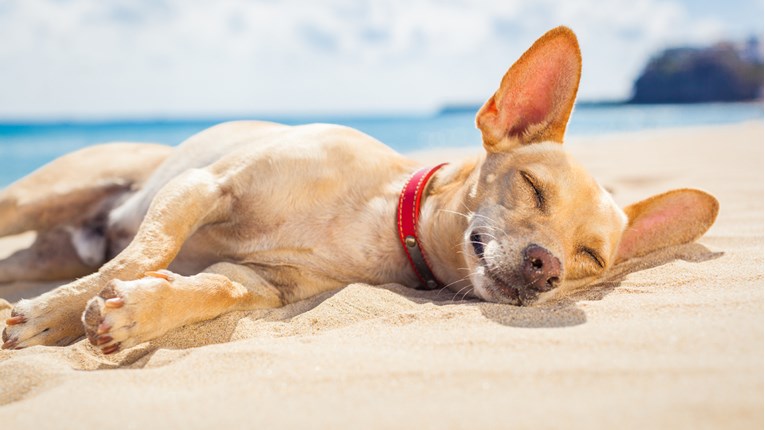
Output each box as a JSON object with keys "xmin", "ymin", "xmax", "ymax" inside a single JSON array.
[{"xmin": 1, "ymin": 27, "xmax": 718, "ymax": 354}]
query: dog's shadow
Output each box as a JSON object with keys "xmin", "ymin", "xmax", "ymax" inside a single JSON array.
[{"xmin": 464, "ymin": 242, "xmax": 722, "ymax": 328}]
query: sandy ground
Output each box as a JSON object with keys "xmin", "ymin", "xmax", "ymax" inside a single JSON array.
[{"xmin": 0, "ymin": 122, "xmax": 762, "ymax": 429}]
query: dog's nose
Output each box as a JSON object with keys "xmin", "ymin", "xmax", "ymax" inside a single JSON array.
[{"xmin": 521, "ymin": 244, "xmax": 561, "ymax": 292}]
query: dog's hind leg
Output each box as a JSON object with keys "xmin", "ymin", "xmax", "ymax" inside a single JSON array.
[
  {"xmin": 0, "ymin": 227, "xmax": 96, "ymax": 283},
  {"xmin": 0, "ymin": 143, "xmax": 171, "ymax": 285},
  {"xmin": 0, "ymin": 143, "xmax": 171, "ymax": 238},
  {"xmin": 81, "ymin": 263, "xmax": 286, "ymax": 353},
  {"xmin": 3, "ymin": 167, "xmax": 236, "ymax": 348},
  {"xmin": 0, "ymin": 179, "xmax": 129, "ymax": 239}
]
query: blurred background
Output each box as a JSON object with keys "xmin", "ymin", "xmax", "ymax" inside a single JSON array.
[{"xmin": 0, "ymin": 0, "xmax": 762, "ymax": 186}]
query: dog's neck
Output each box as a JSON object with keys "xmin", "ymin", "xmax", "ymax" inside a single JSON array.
[{"xmin": 415, "ymin": 155, "xmax": 483, "ymax": 291}]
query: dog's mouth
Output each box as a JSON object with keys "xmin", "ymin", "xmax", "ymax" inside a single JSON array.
[
  {"xmin": 483, "ymin": 270, "xmax": 522, "ymax": 305},
  {"xmin": 465, "ymin": 231, "xmax": 523, "ymax": 305}
]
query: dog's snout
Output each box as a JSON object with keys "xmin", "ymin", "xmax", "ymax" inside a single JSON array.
[{"xmin": 522, "ymin": 244, "xmax": 561, "ymax": 292}]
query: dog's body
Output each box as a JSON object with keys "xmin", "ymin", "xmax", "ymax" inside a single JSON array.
[{"xmin": 1, "ymin": 27, "xmax": 718, "ymax": 354}]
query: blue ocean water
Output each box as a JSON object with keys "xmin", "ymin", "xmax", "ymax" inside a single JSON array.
[{"xmin": 0, "ymin": 102, "xmax": 761, "ymax": 187}]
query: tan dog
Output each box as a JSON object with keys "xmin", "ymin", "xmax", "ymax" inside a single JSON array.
[{"xmin": 1, "ymin": 27, "xmax": 718, "ymax": 354}]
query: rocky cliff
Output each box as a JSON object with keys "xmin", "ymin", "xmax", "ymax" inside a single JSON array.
[{"xmin": 630, "ymin": 39, "xmax": 763, "ymax": 103}]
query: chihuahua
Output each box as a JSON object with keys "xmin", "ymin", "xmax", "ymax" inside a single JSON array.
[{"xmin": 1, "ymin": 27, "xmax": 718, "ymax": 354}]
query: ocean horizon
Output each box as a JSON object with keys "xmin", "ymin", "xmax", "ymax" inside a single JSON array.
[{"xmin": 0, "ymin": 101, "xmax": 762, "ymax": 187}]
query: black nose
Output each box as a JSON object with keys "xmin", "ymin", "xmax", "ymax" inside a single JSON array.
[{"xmin": 521, "ymin": 244, "xmax": 562, "ymax": 292}]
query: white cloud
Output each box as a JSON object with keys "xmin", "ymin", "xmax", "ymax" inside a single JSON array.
[{"xmin": 0, "ymin": 0, "xmax": 756, "ymax": 119}]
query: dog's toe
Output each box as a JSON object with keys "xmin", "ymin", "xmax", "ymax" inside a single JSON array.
[
  {"xmin": 2, "ymin": 336, "xmax": 18, "ymax": 350},
  {"xmin": 101, "ymin": 343, "xmax": 121, "ymax": 355},
  {"xmin": 5, "ymin": 315, "xmax": 27, "ymax": 326},
  {"xmin": 2, "ymin": 298, "xmax": 84, "ymax": 349},
  {"xmin": 97, "ymin": 322, "xmax": 111, "ymax": 335},
  {"xmin": 105, "ymin": 298, "xmax": 125, "ymax": 309},
  {"xmin": 82, "ymin": 277, "xmax": 170, "ymax": 354},
  {"xmin": 83, "ymin": 295, "xmax": 106, "ymax": 343},
  {"xmin": 82, "ymin": 293, "xmax": 124, "ymax": 354}
]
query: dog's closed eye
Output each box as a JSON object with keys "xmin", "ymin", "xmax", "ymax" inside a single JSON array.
[
  {"xmin": 520, "ymin": 171, "xmax": 545, "ymax": 210},
  {"xmin": 579, "ymin": 246, "xmax": 605, "ymax": 268}
]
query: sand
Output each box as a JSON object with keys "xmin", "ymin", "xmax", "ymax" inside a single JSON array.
[{"xmin": 0, "ymin": 122, "xmax": 762, "ymax": 429}]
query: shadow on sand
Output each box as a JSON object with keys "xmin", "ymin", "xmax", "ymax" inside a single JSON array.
[{"xmin": 472, "ymin": 242, "xmax": 722, "ymax": 329}]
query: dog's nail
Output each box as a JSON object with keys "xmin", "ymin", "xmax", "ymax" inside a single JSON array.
[
  {"xmin": 2, "ymin": 339, "xmax": 18, "ymax": 350},
  {"xmin": 104, "ymin": 298, "xmax": 124, "ymax": 309},
  {"xmin": 97, "ymin": 322, "xmax": 111, "ymax": 335},
  {"xmin": 5, "ymin": 316, "xmax": 26, "ymax": 326},
  {"xmin": 145, "ymin": 270, "xmax": 173, "ymax": 281},
  {"xmin": 102, "ymin": 343, "xmax": 120, "ymax": 355},
  {"xmin": 96, "ymin": 335, "xmax": 113, "ymax": 346}
]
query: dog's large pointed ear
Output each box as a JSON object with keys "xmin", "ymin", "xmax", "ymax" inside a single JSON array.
[
  {"xmin": 476, "ymin": 26, "xmax": 581, "ymax": 152},
  {"xmin": 615, "ymin": 189, "xmax": 719, "ymax": 263}
]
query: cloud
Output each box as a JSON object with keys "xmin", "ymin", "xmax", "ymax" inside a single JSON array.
[{"xmin": 0, "ymin": 0, "xmax": 757, "ymax": 118}]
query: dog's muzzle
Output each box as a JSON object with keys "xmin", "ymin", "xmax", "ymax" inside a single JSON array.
[{"xmin": 471, "ymin": 233, "xmax": 562, "ymax": 305}]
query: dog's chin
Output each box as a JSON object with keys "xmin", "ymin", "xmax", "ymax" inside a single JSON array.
[
  {"xmin": 468, "ymin": 265, "xmax": 524, "ymax": 306},
  {"xmin": 463, "ymin": 240, "xmax": 522, "ymax": 305}
]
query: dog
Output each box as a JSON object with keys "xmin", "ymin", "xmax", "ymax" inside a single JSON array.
[{"xmin": 1, "ymin": 27, "xmax": 718, "ymax": 354}]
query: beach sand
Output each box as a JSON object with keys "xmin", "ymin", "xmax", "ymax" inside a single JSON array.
[{"xmin": 0, "ymin": 122, "xmax": 762, "ymax": 429}]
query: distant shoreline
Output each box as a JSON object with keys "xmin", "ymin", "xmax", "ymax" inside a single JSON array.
[
  {"xmin": 437, "ymin": 99, "xmax": 764, "ymax": 115},
  {"xmin": 0, "ymin": 100, "xmax": 762, "ymax": 126}
]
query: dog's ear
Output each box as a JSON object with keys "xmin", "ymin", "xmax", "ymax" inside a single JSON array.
[
  {"xmin": 476, "ymin": 26, "xmax": 581, "ymax": 152},
  {"xmin": 615, "ymin": 189, "xmax": 719, "ymax": 263}
]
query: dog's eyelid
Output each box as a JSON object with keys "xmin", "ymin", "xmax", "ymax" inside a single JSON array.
[
  {"xmin": 579, "ymin": 246, "xmax": 605, "ymax": 268},
  {"xmin": 519, "ymin": 171, "xmax": 545, "ymax": 209},
  {"xmin": 519, "ymin": 170, "xmax": 535, "ymax": 185}
]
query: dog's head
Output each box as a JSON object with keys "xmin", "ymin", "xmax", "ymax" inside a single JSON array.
[{"xmin": 457, "ymin": 27, "xmax": 718, "ymax": 305}]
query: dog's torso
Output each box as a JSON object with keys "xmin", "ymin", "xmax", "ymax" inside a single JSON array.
[{"xmin": 107, "ymin": 121, "xmax": 430, "ymax": 302}]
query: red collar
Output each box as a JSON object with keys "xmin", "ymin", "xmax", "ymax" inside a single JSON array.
[{"xmin": 397, "ymin": 163, "xmax": 448, "ymax": 290}]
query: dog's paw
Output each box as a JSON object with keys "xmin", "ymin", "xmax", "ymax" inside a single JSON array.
[
  {"xmin": 82, "ymin": 271, "xmax": 174, "ymax": 354},
  {"xmin": 2, "ymin": 293, "xmax": 87, "ymax": 349}
]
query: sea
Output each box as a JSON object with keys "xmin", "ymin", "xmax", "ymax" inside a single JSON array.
[{"xmin": 0, "ymin": 102, "xmax": 761, "ymax": 187}]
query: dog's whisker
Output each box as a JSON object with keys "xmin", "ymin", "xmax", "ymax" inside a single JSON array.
[
  {"xmin": 441, "ymin": 274, "xmax": 472, "ymax": 291},
  {"xmin": 459, "ymin": 202, "xmax": 474, "ymax": 216},
  {"xmin": 438, "ymin": 209, "xmax": 471, "ymax": 220},
  {"xmin": 470, "ymin": 213, "xmax": 497, "ymax": 224},
  {"xmin": 435, "ymin": 273, "xmax": 473, "ymax": 298},
  {"xmin": 449, "ymin": 282, "xmax": 471, "ymax": 302},
  {"xmin": 475, "ymin": 230, "xmax": 499, "ymax": 241},
  {"xmin": 451, "ymin": 284, "xmax": 475, "ymax": 303}
]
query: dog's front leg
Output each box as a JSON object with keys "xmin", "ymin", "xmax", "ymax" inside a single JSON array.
[
  {"xmin": 2, "ymin": 169, "xmax": 233, "ymax": 349},
  {"xmin": 81, "ymin": 263, "xmax": 283, "ymax": 354}
]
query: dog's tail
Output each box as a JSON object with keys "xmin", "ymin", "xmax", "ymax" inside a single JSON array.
[{"xmin": 0, "ymin": 142, "xmax": 172, "ymax": 238}]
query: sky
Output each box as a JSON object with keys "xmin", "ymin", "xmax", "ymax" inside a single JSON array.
[{"xmin": 0, "ymin": 0, "xmax": 762, "ymax": 119}]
